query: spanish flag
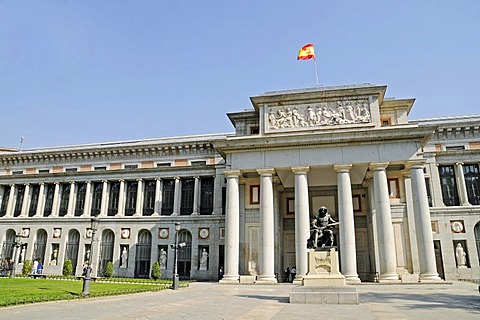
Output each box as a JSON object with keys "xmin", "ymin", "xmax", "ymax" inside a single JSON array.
[{"xmin": 297, "ymin": 43, "xmax": 315, "ymax": 60}]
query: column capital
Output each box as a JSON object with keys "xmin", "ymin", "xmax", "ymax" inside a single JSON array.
[
  {"xmin": 256, "ymin": 168, "xmax": 275, "ymax": 176},
  {"xmin": 119, "ymin": 179, "xmax": 125, "ymax": 183},
  {"xmin": 69, "ymin": 181, "xmax": 76, "ymax": 185},
  {"xmin": 54, "ymin": 182, "xmax": 61, "ymax": 186},
  {"xmin": 455, "ymin": 161, "xmax": 464, "ymax": 166},
  {"xmin": 369, "ymin": 162, "xmax": 389, "ymax": 171},
  {"xmin": 333, "ymin": 164, "xmax": 353, "ymax": 172},
  {"xmin": 223, "ymin": 169, "xmax": 242, "ymax": 177},
  {"xmin": 136, "ymin": 178, "xmax": 143, "ymax": 182},
  {"xmin": 102, "ymin": 180, "xmax": 108, "ymax": 184},
  {"xmin": 9, "ymin": 183, "xmax": 15, "ymax": 187},
  {"xmin": 291, "ymin": 166, "xmax": 309, "ymax": 174},
  {"xmin": 155, "ymin": 177, "xmax": 162, "ymax": 181},
  {"xmin": 174, "ymin": 176, "xmax": 180, "ymax": 181},
  {"xmin": 405, "ymin": 159, "xmax": 426, "ymax": 171}
]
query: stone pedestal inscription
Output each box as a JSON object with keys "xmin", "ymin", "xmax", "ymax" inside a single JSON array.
[{"xmin": 303, "ymin": 248, "xmax": 345, "ymax": 286}]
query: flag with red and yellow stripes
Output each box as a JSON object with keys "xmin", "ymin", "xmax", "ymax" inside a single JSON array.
[{"xmin": 297, "ymin": 43, "xmax": 315, "ymax": 60}]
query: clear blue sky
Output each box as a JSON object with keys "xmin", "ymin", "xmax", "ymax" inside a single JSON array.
[{"xmin": 1, "ymin": 1, "xmax": 479, "ymax": 149}]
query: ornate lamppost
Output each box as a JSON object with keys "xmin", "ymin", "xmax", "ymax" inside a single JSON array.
[
  {"xmin": 9, "ymin": 233, "xmax": 23, "ymax": 278},
  {"xmin": 82, "ymin": 216, "xmax": 99, "ymax": 297},
  {"xmin": 171, "ymin": 221, "xmax": 186, "ymax": 290}
]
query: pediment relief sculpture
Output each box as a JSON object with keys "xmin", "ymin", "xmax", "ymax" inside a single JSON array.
[{"xmin": 266, "ymin": 99, "xmax": 371, "ymax": 132}]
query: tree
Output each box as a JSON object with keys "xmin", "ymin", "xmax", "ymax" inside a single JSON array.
[
  {"xmin": 103, "ymin": 261, "xmax": 114, "ymax": 278},
  {"xmin": 151, "ymin": 261, "xmax": 162, "ymax": 280},
  {"xmin": 63, "ymin": 259, "xmax": 73, "ymax": 276},
  {"xmin": 22, "ymin": 260, "xmax": 32, "ymax": 276}
]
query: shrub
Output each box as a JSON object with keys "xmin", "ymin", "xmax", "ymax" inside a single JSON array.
[
  {"xmin": 22, "ymin": 260, "xmax": 33, "ymax": 276},
  {"xmin": 62, "ymin": 259, "xmax": 73, "ymax": 276},
  {"xmin": 103, "ymin": 262, "xmax": 114, "ymax": 278},
  {"xmin": 151, "ymin": 261, "xmax": 162, "ymax": 280}
]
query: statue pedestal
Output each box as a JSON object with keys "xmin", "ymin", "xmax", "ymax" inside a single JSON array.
[{"xmin": 289, "ymin": 248, "xmax": 359, "ymax": 304}]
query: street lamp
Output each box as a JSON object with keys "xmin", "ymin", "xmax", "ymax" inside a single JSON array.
[
  {"xmin": 9, "ymin": 233, "xmax": 22, "ymax": 279},
  {"xmin": 82, "ymin": 216, "xmax": 99, "ymax": 297},
  {"xmin": 171, "ymin": 221, "xmax": 186, "ymax": 290}
]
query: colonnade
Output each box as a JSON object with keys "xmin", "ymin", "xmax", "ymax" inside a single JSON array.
[
  {"xmin": 0, "ymin": 176, "xmax": 213, "ymax": 218},
  {"xmin": 222, "ymin": 161, "xmax": 440, "ymax": 283}
]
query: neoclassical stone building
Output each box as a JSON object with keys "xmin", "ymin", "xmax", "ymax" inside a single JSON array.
[{"xmin": 1, "ymin": 83, "xmax": 479, "ymax": 283}]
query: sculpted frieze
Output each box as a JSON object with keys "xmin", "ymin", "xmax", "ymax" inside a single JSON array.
[{"xmin": 266, "ymin": 99, "xmax": 371, "ymax": 132}]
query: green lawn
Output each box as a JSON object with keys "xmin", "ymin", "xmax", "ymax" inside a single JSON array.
[{"xmin": 0, "ymin": 278, "xmax": 174, "ymax": 307}]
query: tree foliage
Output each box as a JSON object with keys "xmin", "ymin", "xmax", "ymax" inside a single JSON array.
[
  {"xmin": 22, "ymin": 260, "xmax": 33, "ymax": 276},
  {"xmin": 103, "ymin": 261, "xmax": 114, "ymax": 278},
  {"xmin": 151, "ymin": 261, "xmax": 162, "ymax": 280},
  {"xmin": 62, "ymin": 259, "xmax": 73, "ymax": 276}
]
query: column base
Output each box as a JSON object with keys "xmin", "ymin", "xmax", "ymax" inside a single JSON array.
[
  {"xmin": 255, "ymin": 275, "xmax": 277, "ymax": 284},
  {"xmin": 293, "ymin": 275, "xmax": 304, "ymax": 285},
  {"xmin": 191, "ymin": 212, "xmax": 199, "ymax": 216},
  {"xmin": 419, "ymin": 272, "xmax": 442, "ymax": 282},
  {"xmin": 345, "ymin": 276, "xmax": 361, "ymax": 284},
  {"xmin": 171, "ymin": 212, "xmax": 178, "ymax": 216},
  {"xmin": 378, "ymin": 272, "xmax": 400, "ymax": 282},
  {"xmin": 219, "ymin": 275, "xmax": 240, "ymax": 284}
]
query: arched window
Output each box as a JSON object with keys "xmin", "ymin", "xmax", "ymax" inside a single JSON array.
[
  {"xmin": 178, "ymin": 230, "xmax": 192, "ymax": 280},
  {"xmin": 65, "ymin": 229, "xmax": 80, "ymax": 274},
  {"xmin": 1, "ymin": 229, "xmax": 16, "ymax": 260},
  {"xmin": 99, "ymin": 229, "xmax": 115, "ymax": 276},
  {"xmin": 33, "ymin": 229, "xmax": 48, "ymax": 264},
  {"xmin": 475, "ymin": 222, "xmax": 480, "ymax": 265},
  {"xmin": 135, "ymin": 230, "xmax": 152, "ymax": 278}
]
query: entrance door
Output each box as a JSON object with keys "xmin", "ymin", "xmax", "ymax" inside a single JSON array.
[
  {"xmin": 135, "ymin": 230, "xmax": 152, "ymax": 278},
  {"xmin": 434, "ymin": 240, "xmax": 445, "ymax": 279},
  {"xmin": 177, "ymin": 230, "xmax": 192, "ymax": 280},
  {"xmin": 98, "ymin": 230, "xmax": 114, "ymax": 276}
]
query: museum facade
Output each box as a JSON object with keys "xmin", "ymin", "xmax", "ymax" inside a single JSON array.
[{"xmin": 1, "ymin": 83, "xmax": 479, "ymax": 283}]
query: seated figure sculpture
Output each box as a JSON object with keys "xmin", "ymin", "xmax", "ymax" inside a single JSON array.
[{"xmin": 307, "ymin": 206, "xmax": 337, "ymax": 249}]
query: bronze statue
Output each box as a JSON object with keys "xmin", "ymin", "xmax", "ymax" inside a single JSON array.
[{"xmin": 307, "ymin": 206, "xmax": 338, "ymax": 249}]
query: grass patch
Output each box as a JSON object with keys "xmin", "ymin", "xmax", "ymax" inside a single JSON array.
[{"xmin": 0, "ymin": 278, "xmax": 177, "ymax": 307}]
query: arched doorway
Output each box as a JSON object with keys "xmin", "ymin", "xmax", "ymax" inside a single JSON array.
[
  {"xmin": 178, "ymin": 230, "xmax": 192, "ymax": 280},
  {"xmin": 475, "ymin": 222, "xmax": 480, "ymax": 266},
  {"xmin": 135, "ymin": 229, "xmax": 152, "ymax": 278},
  {"xmin": 1, "ymin": 229, "xmax": 16, "ymax": 261},
  {"xmin": 99, "ymin": 229, "xmax": 115, "ymax": 276},
  {"xmin": 65, "ymin": 229, "xmax": 80, "ymax": 274},
  {"xmin": 33, "ymin": 229, "xmax": 47, "ymax": 265}
]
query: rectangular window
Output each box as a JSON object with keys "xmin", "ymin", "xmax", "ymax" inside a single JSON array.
[
  {"xmin": 464, "ymin": 164, "xmax": 480, "ymax": 205},
  {"xmin": 59, "ymin": 184, "xmax": 70, "ymax": 217},
  {"xmin": 387, "ymin": 178, "xmax": 400, "ymax": 198},
  {"xmin": 0, "ymin": 185, "xmax": 11, "ymax": 217},
  {"xmin": 125, "ymin": 181, "xmax": 138, "ymax": 216},
  {"xmin": 161, "ymin": 179, "xmax": 175, "ymax": 215},
  {"xmin": 108, "ymin": 182, "xmax": 120, "ymax": 216},
  {"xmin": 12, "ymin": 170, "xmax": 24, "ymax": 175},
  {"xmin": 143, "ymin": 180, "xmax": 156, "ymax": 216},
  {"xmin": 157, "ymin": 162, "xmax": 171, "ymax": 167},
  {"xmin": 75, "ymin": 183, "xmax": 87, "ymax": 216},
  {"xmin": 200, "ymin": 178, "xmax": 214, "ymax": 215},
  {"xmin": 439, "ymin": 165, "xmax": 459, "ymax": 206},
  {"xmin": 250, "ymin": 185, "xmax": 260, "ymax": 205},
  {"xmin": 445, "ymin": 145, "xmax": 465, "ymax": 151},
  {"xmin": 65, "ymin": 168, "xmax": 78, "ymax": 172},
  {"xmin": 180, "ymin": 178, "xmax": 194, "ymax": 215},
  {"xmin": 13, "ymin": 185, "xmax": 25, "ymax": 217},
  {"xmin": 28, "ymin": 185, "xmax": 40, "ymax": 217},
  {"xmin": 91, "ymin": 182, "xmax": 103, "ymax": 216},
  {"xmin": 191, "ymin": 161, "xmax": 207, "ymax": 166},
  {"xmin": 425, "ymin": 178, "xmax": 433, "ymax": 207},
  {"xmin": 38, "ymin": 169, "xmax": 50, "ymax": 174},
  {"xmin": 43, "ymin": 184, "xmax": 55, "ymax": 217},
  {"xmin": 124, "ymin": 164, "xmax": 138, "ymax": 170},
  {"xmin": 94, "ymin": 166, "xmax": 107, "ymax": 171}
]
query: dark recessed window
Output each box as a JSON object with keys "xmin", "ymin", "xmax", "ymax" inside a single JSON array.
[
  {"xmin": 157, "ymin": 162, "xmax": 171, "ymax": 167},
  {"xmin": 65, "ymin": 168, "xmax": 78, "ymax": 172},
  {"xmin": 38, "ymin": 169, "xmax": 50, "ymax": 174},
  {"xmin": 191, "ymin": 161, "xmax": 207, "ymax": 166},
  {"xmin": 94, "ymin": 166, "xmax": 107, "ymax": 171},
  {"xmin": 12, "ymin": 171, "xmax": 24, "ymax": 175},
  {"xmin": 250, "ymin": 126, "xmax": 259, "ymax": 134},
  {"xmin": 445, "ymin": 146, "xmax": 465, "ymax": 151},
  {"xmin": 124, "ymin": 165, "xmax": 138, "ymax": 170}
]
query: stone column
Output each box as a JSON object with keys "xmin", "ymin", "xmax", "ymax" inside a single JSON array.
[
  {"xmin": 334, "ymin": 164, "xmax": 360, "ymax": 283},
  {"xmin": 454, "ymin": 162, "xmax": 470, "ymax": 206},
  {"xmin": 425, "ymin": 156, "xmax": 444, "ymax": 207},
  {"xmin": 50, "ymin": 182, "xmax": 61, "ymax": 217},
  {"xmin": 20, "ymin": 184, "xmax": 30, "ymax": 217},
  {"xmin": 66, "ymin": 182, "xmax": 76, "ymax": 217},
  {"xmin": 407, "ymin": 161, "xmax": 441, "ymax": 281},
  {"xmin": 99, "ymin": 180, "xmax": 109, "ymax": 217},
  {"xmin": 172, "ymin": 177, "xmax": 181, "ymax": 216},
  {"xmin": 220, "ymin": 170, "xmax": 241, "ymax": 283},
  {"xmin": 5, "ymin": 184, "xmax": 16, "ymax": 217},
  {"xmin": 35, "ymin": 183, "xmax": 46, "ymax": 217},
  {"xmin": 135, "ymin": 179, "xmax": 143, "ymax": 217},
  {"xmin": 369, "ymin": 163, "xmax": 399, "ymax": 281},
  {"xmin": 192, "ymin": 176, "xmax": 200, "ymax": 216},
  {"xmin": 256, "ymin": 168, "xmax": 277, "ymax": 283},
  {"xmin": 153, "ymin": 178, "xmax": 162, "ymax": 216},
  {"xmin": 292, "ymin": 166, "xmax": 310, "ymax": 283},
  {"xmin": 402, "ymin": 171, "xmax": 420, "ymax": 277},
  {"xmin": 82, "ymin": 181, "xmax": 93, "ymax": 217},
  {"xmin": 117, "ymin": 180, "xmax": 126, "ymax": 217},
  {"xmin": 212, "ymin": 169, "xmax": 224, "ymax": 215}
]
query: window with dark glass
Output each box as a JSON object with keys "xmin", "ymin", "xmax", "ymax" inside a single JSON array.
[
  {"xmin": 200, "ymin": 178, "xmax": 214, "ymax": 215},
  {"xmin": 91, "ymin": 182, "xmax": 103, "ymax": 216},
  {"xmin": 14, "ymin": 185, "xmax": 25, "ymax": 217},
  {"xmin": 180, "ymin": 178, "xmax": 194, "ymax": 215},
  {"xmin": 125, "ymin": 181, "xmax": 137, "ymax": 216},
  {"xmin": 59, "ymin": 184, "xmax": 70, "ymax": 217},
  {"xmin": 439, "ymin": 165, "xmax": 459, "ymax": 206},
  {"xmin": 28, "ymin": 185, "xmax": 40, "ymax": 217},
  {"xmin": 108, "ymin": 182, "xmax": 120, "ymax": 216},
  {"xmin": 124, "ymin": 164, "xmax": 138, "ymax": 170},
  {"xmin": 43, "ymin": 184, "xmax": 55, "ymax": 217},
  {"xmin": 464, "ymin": 164, "xmax": 480, "ymax": 205},
  {"xmin": 75, "ymin": 183, "xmax": 87, "ymax": 216},
  {"xmin": 425, "ymin": 178, "xmax": 433, "ymax": 207},
  {"xmin": 161, "ymin": 179, "xmax": 175, "ymax": 215},
  {"xmin": 191, "ymin": 161, "xmax": 206, "ymax": 166},
  {"xmin": 143, "ymin": 180, "xmax": 155, "ymax": 216},
  {"xmin": 12, "ymin": 170, "xmax": 24, "ymax": 175},
  {"xmin": 94, "ymin": 166, "xmax": 107, "ymax": 171},
  {"xmin": 0, "ymin": 185, "xmax": 11, "ymax": 217}
]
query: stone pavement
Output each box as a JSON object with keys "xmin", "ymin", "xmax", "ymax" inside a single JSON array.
[{"xmin": 0, "ymin": 281, "xmax": 479, "ymax": 320}]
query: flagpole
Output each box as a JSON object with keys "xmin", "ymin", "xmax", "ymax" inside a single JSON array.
[{"xmin": 313, "ymin": 58, "xmax": 319, "ymax": 86}]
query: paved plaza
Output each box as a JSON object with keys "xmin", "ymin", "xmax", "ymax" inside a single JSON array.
[{"xmin": 0, "ymin": 281, "xmax": 479, "ymax": 320}]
